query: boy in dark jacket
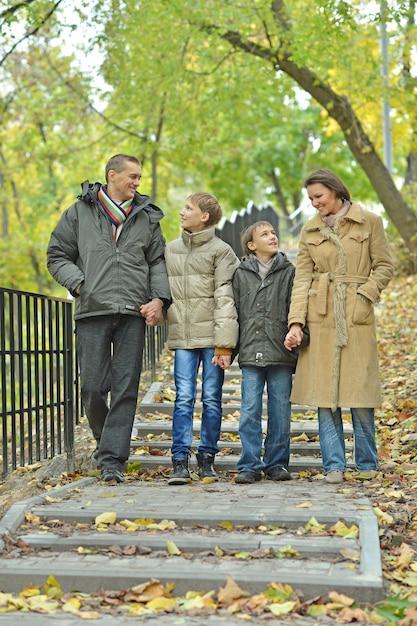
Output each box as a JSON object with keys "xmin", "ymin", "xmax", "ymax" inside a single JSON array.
[{"xmin": 232, "ymin": 221, "xmax": 308, "ymax": 484}]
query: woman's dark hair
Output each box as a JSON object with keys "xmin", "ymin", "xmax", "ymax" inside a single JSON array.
[{"xmin": 304, "ymin": 169, "xmax": 351, "ymax": 202}]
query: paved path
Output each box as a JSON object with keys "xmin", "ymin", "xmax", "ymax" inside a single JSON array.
[
  {"xmin": 0, "ymin": 470, "xmax": 383, "ymax": 625},
  {"xmin": 0, "ymin": 360, "xmax": 384, "ymax": 624}
]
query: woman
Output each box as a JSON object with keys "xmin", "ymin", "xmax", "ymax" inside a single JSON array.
[{"xmin": 285, "ymin": 169, "xmax": 393, "ymax": 484}]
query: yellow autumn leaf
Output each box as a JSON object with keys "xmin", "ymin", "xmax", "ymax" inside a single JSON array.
[
  {"xmin": 120, "ymin": 519, "xmax": 138, "ymax": 531},
  {"xmin": 77, "ymin": 547, "xmax": 99, "ymax": 554},
  {"xmin": 62, "ymin": 597, "xmax": 82, "ymax": 613},
  {"xmin": 0, "ymin": 593, "xmax": 15, "ymax": 604},
  {"xmin": 146, "ymin": 596, "xmax": 178, "ymax": 610},
  {"xmin": 307, "ymin": 604, "xmax": 328, "ymax": 616},
  {"xmin": 44, "ymin": 575, "xmax": 63, "ymax": 598},
  {"xmin": 134, "ymin": 518, "xmax": 155, "ymax": 526},
  {"xmin": 268, "ymin": 600, "xmax": 297, "ymax": 615},
  {"xmin": 19, "ymin": 584, "xmax": 41, "ymax": 598},
  {"xmin": 296, "ymin": 501, "xmax": 312, "ymax": 508},
  {"xmin": 219, "ymin": 521, "xmax": 234, "ymax": 531},
  {"xmin": 328, "ymin": 591, "xmax": 355, "ymax": 606},
  {"xmin": 130, "ymin": 580, "xmax": 165, "ymax": 601},
  {"xmin": 235, "ymin": 551, "xmax": 251, "ymax": 559},
  {"xmin": 330, "ymin": 520, "xmax": 359, "ymax": 539},
  {"xmin": 26, "ymin": 596, "xmax": 60, "ymax": 612},
  {"xmin": 95, "ymin": 511, "xmax": 117, "ymax": 525},
  {"xmin": 215, "ymin": 545, "xmax": 224, "ymax": 556},
  {"xmin": 396, "ymin": 543, "xmax": 416, "ymax": 569},
  {"xmin": 373, "ymin": 507, "xmax": 394, "ymax": 525},
  {"xmin": 275, "ymin": 545, "xmax": 300, "ymax": 558},
  {"xmin": 180, "ymin": 591, "xmax": 217, "ymax": 610},
  {"xmin": 166, "ymin": 540, "xmax": 181, "ymax": 555},
  {"xmin": 9, "ymin": 597, "xmax": 28, "ymax": 610},
  {"xmin": 148, "ymin": 519, "xmax": 177, "ymax": 531},
  {"xmin": 201, "ymin": 476, "xmax": 216, "ymax": 483},
  {"xmin": 305, "ymin": 516, "xmax": 327, "ymax": 534}
]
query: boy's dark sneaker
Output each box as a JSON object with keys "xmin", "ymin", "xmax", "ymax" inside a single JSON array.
[
  {"xmin": 101, "ymin": 468, "xmax": 124, "ymax": 483},
  {"xmin": 196, "ymin": 452, "xmax": 218, "ymax": 480},
  {"xmin": 265, "ymin": 467, "xmax": 291, "ymax": 481},
  {"xmin": 168, "ymin": 458, "xmax": 191, "ymax": 485},
  {"xmin": 235, "ymin": 470, "xmax": 262, "ymax": 484}
]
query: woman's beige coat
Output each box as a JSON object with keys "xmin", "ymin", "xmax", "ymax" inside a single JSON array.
[
  {"xmin": 288, "ymin": 203, "xmax": 393, "ymax": 410},
  {"xmin": 166, "ymin": 226, "xmax": 239, "ymax": 350}
]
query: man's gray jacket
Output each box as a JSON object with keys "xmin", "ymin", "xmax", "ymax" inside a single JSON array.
[{"xmin": 46, "ymin": 181, "xmax": 171, "ymax": 319}]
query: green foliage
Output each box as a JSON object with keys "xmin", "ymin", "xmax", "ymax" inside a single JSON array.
[{"xmin": 1, "ymin": 0, "xmax": 417, "ymax": 290}]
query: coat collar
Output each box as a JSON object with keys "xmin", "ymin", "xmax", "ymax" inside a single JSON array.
[
  {"xmin": 181, "ymin": 226, "xmax": 216, "ymax": 248},
  {"xmin": 305, "ymin": 202, "xmax": 364, "ymax": 232}
]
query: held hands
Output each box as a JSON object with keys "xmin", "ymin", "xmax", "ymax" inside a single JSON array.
[
  {"xmin": 140, "ymin": 299, "xmax": 163, "ymax": 326},
  {"xmin": 284, "ymin": 324, "xmax": 304, "ymax": 351},
  {"xmin": 212, "ymin": 354, "xmax": 231, "ymax": 369}
]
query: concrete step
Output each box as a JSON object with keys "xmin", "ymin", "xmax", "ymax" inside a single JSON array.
[
  {"xmin": 128, "ymin": 453, "xmax": 354, "ymax": 473},
  {"xmin": 0, "ymin": 478, "xmax": 383, "ymax": 602},
  {"xmin": 139, "ymin": 381, "xmax": 352, "ymax": 419},
  {"xmin": 132, "ymin": 418, "xmax": 353, "ymax": 438},
  {"xmin": 131, "ymin": 439, "xmax": 353, "ymax": 458}
]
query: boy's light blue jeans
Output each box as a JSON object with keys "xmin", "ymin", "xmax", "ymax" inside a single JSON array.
[
  {"xmin": 171, "ymin": 348, "xmax": 224, "ymax": 460},
  {"xmin": 237, "ymin": 365, "xmax": 293, "ymax": 474},
  {"xmin": 318, "ymin": 407, "xmax": 379, "ymax": 473}
]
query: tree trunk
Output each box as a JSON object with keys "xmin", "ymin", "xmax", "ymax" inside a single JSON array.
[{"xmin": 217, "ymin": 28, "xmax": 417, "ymax": 259}]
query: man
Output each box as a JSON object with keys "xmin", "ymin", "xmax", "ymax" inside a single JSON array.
[{"xmin": 47, "ymin": 154, "xmax": 170, "ymax": 483}]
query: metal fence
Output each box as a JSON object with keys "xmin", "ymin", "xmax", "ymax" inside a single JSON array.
[
  {"xmin": 215, "ymin": 201, "xmax": 307, "ymax": 255},
  {"xmin": 215, "ymin": 202, "xmax": 280, "ymax": 257},
  {"xmin": 0, "ymin": 287, "xmax": 167, "ymax": 478},
  {"xmin": 0, "ymin": 288, "xmax": 74, "ymax": 477}
]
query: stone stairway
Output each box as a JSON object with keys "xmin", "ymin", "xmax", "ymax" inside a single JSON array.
[
  {"xmin": 132, "ymin": 362, "xmax": 355, "ymax": 475},
  {"xmin": 0, "ymin": 361, "xmax": 384, "ymax": 607}
]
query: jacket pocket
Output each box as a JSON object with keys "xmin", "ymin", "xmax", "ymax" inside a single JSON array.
[
  {"xmin": 352, "ymin": 294, "xmax": 374, "ymax": 325},
  {"xmin": 306, "ymin": 290, "xmax": 325, "ymax": 324}
]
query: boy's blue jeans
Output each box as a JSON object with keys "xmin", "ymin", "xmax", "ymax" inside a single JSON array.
[
  {"xmin": 237, "ymin": 365, "xmax": 293, "ymax": 474},
  {"xmin": 318, "ymin": 407, "xmax": 379, "ymax": 473},
  {"xmin": 171, "ymin": 348, "xmax": 224, "ymax": 460}
]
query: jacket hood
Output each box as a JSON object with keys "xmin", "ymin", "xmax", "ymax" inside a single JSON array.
[
  {"xmin": 78, "ymin": 180, "xmax": 165, "ymax": 223},
  {"xmin": 239, "ymin": 251, "xmax": 292, "ymax": 273}
]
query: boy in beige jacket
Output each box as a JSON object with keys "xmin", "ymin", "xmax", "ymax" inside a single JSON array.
[{"xmin": 165, "ymin": 192, "xmax": 239, "ymax": 485}]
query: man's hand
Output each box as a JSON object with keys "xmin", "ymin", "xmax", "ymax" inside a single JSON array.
[{"xmin": 140, "ymin": 299, "xmax": 163, "ymax": 326}]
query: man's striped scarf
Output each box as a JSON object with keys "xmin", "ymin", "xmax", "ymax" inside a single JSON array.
[{"xmin": 97, "ymin": 185, "xmax": 133, "ymax": 239}]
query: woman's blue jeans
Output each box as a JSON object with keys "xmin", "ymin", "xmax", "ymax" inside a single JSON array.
[
  {"xmin": 237, "ymin": 365, "xmax": 293, "ymax": 473},
  {"xmin": 171, "ymin": 348, "xmax": 224, "ymax": 460},
  {"xmin": 318, "ymin": 407, "xmax": 379, "ymax": 473}
]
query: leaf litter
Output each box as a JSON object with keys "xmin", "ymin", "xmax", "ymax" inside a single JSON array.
[{"xmin": 1, "ymin": 276, "xmax": 417, "ymax": 622}]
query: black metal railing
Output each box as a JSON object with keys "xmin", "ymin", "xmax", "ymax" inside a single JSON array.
[
  {"xmin": 0, "ymin": 287, "xmax": 168, "ymax": 478},
  {"xmin": 0, "ymin": 288, "xmax": 75, "ymax": 477}
]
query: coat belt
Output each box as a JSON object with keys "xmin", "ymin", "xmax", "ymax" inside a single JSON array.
[{"xmin": 313, "ymin": 272, "xmax": 368, "ymax": 316}]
